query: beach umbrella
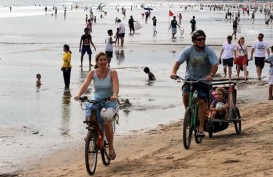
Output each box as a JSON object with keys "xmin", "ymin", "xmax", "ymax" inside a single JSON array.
[{"xmin": 144, "ymin": 7, "xmax": 153, "ymax": 11}]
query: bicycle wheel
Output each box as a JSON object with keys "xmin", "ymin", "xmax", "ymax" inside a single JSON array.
[
  {"xmin": 234, "ymin": 107, "xmax": 241, "ymax": 134},
  {"xmin": 183, "ymin": 108, "xmax": 193, "ymax": 149},
  {"xmin": 101, "ymin": 139, "xmax": 111, "ymax": 166},
  {"xmin": 85, "ymin": 131, "xmax": 98, "ymax": 175},
  {"xmin": 194, "ymin": 128, "xmax": 203, "ymax": 144}
]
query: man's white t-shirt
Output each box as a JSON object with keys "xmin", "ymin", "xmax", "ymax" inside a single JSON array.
[
  {"xmin": 222, "ymin": 42, "xmax": 236, "ymax": 59},
  {"xmin": 252, "ymin": 40, "xmax": 269, "ymax": 57},
  {"xmin": 118, "ymin": 22, "xmax": 125, "ymax": 34}
]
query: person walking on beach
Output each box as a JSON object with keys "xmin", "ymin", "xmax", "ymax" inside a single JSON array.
[
  {"xmin": 105, "ymin": 29, "xmax": 116, "ymax": 67},
  {"xmin": 128, "ymin": 16, "xmax": 135, "ymax": 34},
  {"xmin": 265, "ymin": 46, "xmax": 273, "ymax": 100},
  {"xmin": 74, "ymin": 52, "xmax": 119, "ymax": 160},
  {"xmin": 190, "ymin": 16, "xmax": 196, "ymax": 34},
  {"xmin": 61, "ymin": 44, "xmax": 72, "ymax": 91},
  {"xmin": 86, "ymin": 19, "xmax": 92, "ymax": 34},
  {"xmin": 116, "ymin": 19, "xmax": 125, "ymax": 47},
  {"xmin": 235, "ymin": 37, "xmax": 249, "ymax": 80},
  {"xmin": 152, "ymin": 16, "xmax": 157, "ymax": 34},
  {"xmin": 170, "ymin": 30, "xmax": 218, "ymax": 136},
  {"xmin": 79, "ymin": 28, "xmax": 96, "ymax": 70},
  {"xmin": 178, "ymin": 13, "xmax": 182, "ymax": 25},
  {"xmin": 250, "ymin": 33, "xmax": 270, "ymax": 80},
  {"xmin": 231, "ymin": 17, "xmax": 238, "ymax": 39},
  {"xmin": 219, "ymin": 35, "xmax": 237, "ymax": 81},
  {"xmin": 169, "ymin": 16, "xmax": 180, "ymax": 38}
]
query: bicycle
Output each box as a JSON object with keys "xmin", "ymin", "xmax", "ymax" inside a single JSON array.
[
  {"xmin": 175, "ymin": 76, "xmax": 211, "ymax": 149},
  {"xmin": 79, "ymin": 96, "xmax": 116, "ymax": 175}
]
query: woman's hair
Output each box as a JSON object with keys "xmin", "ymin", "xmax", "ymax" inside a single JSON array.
[
  {"xmin": 95, "ymin": 52, "xmax": 107, "ymax": 69},
  {"xmin": 238, "ymin": 37, "xmax": 245, "ymax": 44},
  {"xmin": 63, "ymin": 44, "xmax": 71, "ymax": 53},
  {"xmin": 215, "ymin": 87, "xmax": 226, "ymax": 97}
]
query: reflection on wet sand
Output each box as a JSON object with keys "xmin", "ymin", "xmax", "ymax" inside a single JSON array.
[
  {"xmin": 115, "ymin": 50, "xmax": 125, "ymax": 66},
  {"xmin": 61, "ymin": 91, "xmax": 71, "ymax": 137}
]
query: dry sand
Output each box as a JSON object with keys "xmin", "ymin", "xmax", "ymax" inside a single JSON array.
[{"xmin": 17, "ymin": 82, "xmax": 273, "ymax": 177}]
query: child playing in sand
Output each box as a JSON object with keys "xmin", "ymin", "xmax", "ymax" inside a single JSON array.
[
  {"xmin": 36, "ymin": 73, "xmax": 42, "ymax": 87},
  {"xmin": 265, "ymin": 46, "xmax": 273, "ymax": 100},
  {"xmin": 143, "ymin": 67, "xmax": 156, "ymax": 81},
  {"xmin": 210, "ymin": 87, "xmax": 228, "ymax": 119}
]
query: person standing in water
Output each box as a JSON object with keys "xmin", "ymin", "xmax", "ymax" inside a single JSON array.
[
  {"xmin": 61, "ymin": 44, "xmax": 72, "ymax": 91},
  {"xmin": 79, "ymin": 28, "xmax": 96, "ymax": 70}
]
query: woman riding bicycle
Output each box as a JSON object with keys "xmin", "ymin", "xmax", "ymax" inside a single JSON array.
[
  {"xmin": 170, "ymin": 30, "xmax": 218, "ymax": 137},
  {"xmin": 74, "ymin": 52, "xmax": 119, "ymax": 160}
]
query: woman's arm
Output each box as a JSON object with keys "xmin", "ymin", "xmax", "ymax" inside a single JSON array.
[
  {"xmin": 74, "ymin": 70, "xmax": 94, "ymax": 100},
  {"xmin": 111, "ymin": 70, "xmax": 119, "ymax": 101}
]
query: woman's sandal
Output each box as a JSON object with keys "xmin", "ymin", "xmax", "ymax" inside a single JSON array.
[{"xmin": 110, "ymin": 150, "xmax": 116, "ymax": 160}]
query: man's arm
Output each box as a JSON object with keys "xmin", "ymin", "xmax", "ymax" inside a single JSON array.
[
  {"xmin": 170, "ymin": 61, "xmax": 181, "ymax": 79},
  {"xmin": 250, "ymin": 48, "xmax": 254, "ymax": 60},
  {"xmin": 267, "ymin": 48, "xmax": 270, "ymax": 57}
]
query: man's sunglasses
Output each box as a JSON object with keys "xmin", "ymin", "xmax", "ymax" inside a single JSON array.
[{"xmin": 195, "ymin": 38, "xmax": 206, "ymax": 41}]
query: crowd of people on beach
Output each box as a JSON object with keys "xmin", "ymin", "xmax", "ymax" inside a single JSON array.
[{"xmin": 31, "ymin": 2, "xmax": 273, "ymax": 162}]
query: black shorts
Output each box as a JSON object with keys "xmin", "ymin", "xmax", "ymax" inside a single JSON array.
[
  {"xmin": 105, "ymin": 51, "xmax": 113, "ymax": 58},
  {"xmin": 223, "ymin": 58, "xmax": 234, "ymax": 67},
  {"xmin": 118, "ymin": 33, "xmax": 125, "ymax": 38},
  {"xmin": 81, "ymin": 45, "xmax": 92, "ymax": 55},
  {"xmin": 255, "ymin": 57, "xmax": 265, "ymax": 69},
  {"xmin": 181, "ymin": 81, "xmax": 211, "ymax": 101}
]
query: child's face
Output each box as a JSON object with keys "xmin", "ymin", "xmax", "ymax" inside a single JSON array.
[
  {"xmin": 215, "ymin": 90, "xmax": 224, "ymax": 100},
  {"xmin": 37, "ymin": 75, "xmax": 41, "ymax": 80}
]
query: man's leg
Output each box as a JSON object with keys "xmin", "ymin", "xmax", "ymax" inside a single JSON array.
[
  {"xmin": 198, "ymin": 99, "xmax": 208, "ymax": 133},
  {"xmin": 223, "ymin": 65, "xmax": 227, "ymax": 78},
  {"xmin": 121, "ymin": 37, "xmax": 124, "ymax": 47},
  {"xmin": 256, "ymin": 66, "xmax": 262, "ymax": 80},
  {"xmin": 228, "ymin": 66, "xmax": 232, "ymax": 81},
  {"xmin": 80, "ymin": 54, "xmax": 84, "ymax": 68},
  {"xmin": 183, "ymin": 93, "xmax": 189, "ymax": 109}
]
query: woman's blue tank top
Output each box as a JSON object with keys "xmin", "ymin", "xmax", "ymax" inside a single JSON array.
[{"xmin": 93, "ymin": 69, "xmax": 113, "ymax": 99}]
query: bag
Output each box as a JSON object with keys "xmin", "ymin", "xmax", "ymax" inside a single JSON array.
[{"xmin": 134, "ymin": 22, "xmax": 142, "ymax": 31}]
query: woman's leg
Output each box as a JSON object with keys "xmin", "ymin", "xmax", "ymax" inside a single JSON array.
[
  {"xmin": 243, "ymin": 65, "xmax": 247, "ymax": 80},
  {"xmin": 236, "ymin": 64, "xmax": 240, "ymax": 78},
  {"xmin": 269, "ymin": 84, "xmax": 273, "ymax": 100},
  {"xmin": 104, "ymin": 121, "xmax": 114, "ymax": 155}
]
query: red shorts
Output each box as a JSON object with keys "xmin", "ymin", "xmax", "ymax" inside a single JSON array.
[{"xmin": 234, "ymin": 56, "xmax": 247, "ymax": 65}]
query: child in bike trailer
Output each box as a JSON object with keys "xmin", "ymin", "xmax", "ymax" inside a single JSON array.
[{"xmin": 209, "ymin": 87, "xmax": 228, "ymax": 119}]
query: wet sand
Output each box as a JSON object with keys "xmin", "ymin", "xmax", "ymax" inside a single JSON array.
[{"xmin": 19, "ymin": 82, "xmax": 273, "ymax": 177}]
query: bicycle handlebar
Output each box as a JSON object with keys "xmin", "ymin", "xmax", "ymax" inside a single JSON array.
[{"xmin": 79, "ymin": 96, "xmax": 110, "ymax": 104}]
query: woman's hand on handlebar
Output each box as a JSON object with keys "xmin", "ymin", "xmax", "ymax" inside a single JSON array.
[
  {"xmin": 110, "ymin": 95, "xmax": 118, "ymax": 102},
  {"xmin": 74, "ymin": 95, "xmax": 81, "ymax": 101}
]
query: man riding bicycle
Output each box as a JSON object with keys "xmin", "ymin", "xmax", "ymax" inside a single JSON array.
[{"xmin": 170, "ymin": 30, "xmax": 218, "ymax": 136}]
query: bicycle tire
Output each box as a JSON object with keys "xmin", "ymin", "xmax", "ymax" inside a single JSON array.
[
  {"xmin": 183, "ymin": 108, "xmax": 193, "ymax": 149},
  {"xmin": 234, "ymin": 107, "xmax": 241, "ymax": 134},
  {"xmin": 194, "ymin": 129, "xmax": 203, "ymax": 144},
  {"xmin": 85, "ymin": 131, "xmax": 98, "ymax": 175},
  {"xmin": 101, "ymin": 139, "xmax": 111, "ymax": 166}
]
